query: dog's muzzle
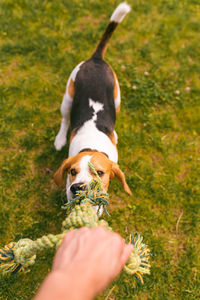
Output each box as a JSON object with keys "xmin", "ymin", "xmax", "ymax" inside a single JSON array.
[{"xmin": 70, "ymin": 182, "xmax": 87, "ymax": 196}]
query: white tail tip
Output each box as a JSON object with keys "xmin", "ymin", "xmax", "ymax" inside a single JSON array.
[{"xmin": 110, "ymin": 2, "xmax": 131, "ymax": 23}]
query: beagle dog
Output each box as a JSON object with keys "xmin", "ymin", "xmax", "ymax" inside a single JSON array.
[{"xmin": 54, "ymin": 2, "xmax": 132, "ymax": 202}]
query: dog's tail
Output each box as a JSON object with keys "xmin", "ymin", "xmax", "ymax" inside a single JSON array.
[{"xmin": 92, "ymin": 2, "xmax": 131, "ymax": 59}]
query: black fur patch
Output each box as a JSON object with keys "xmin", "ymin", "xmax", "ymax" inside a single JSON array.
[
  {"xmin": 92, "ymin": 22, "xmax": 118, "ymax": 59},
  {"xmin": 70, "ymin": 57, "xmax": 116, "ymax": 136},
  {"xmin": 79, "ymin": 148, "xmax": 109, "ymax": 158}
]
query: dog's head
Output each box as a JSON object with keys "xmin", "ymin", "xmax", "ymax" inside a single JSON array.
[{"xmin": 54, "ymin": 151, "xmax": 132, "ymax": 201}]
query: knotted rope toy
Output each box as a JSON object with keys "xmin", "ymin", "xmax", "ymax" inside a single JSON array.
[{"xmin": 0, "ymin": 162, "xmax": 151, "ymax": 284}]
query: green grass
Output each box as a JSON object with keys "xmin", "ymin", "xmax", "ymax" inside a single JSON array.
[{"xmin": 0, "ymin": 0, "xmax": 200, "ymax": 299}]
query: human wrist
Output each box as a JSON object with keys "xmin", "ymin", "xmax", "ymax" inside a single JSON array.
[{"xmin": 35, "ymin": 270, "xmax": 95, "ymax": 300}]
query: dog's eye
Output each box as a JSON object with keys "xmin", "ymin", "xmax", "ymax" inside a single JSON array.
[
  {"xmin": 97, "ymin": 170, "xmax": 104, "ymax": 177},
  {"xmin": 70, "ymin": 168, "xmax": 77, "ymax": 176}
]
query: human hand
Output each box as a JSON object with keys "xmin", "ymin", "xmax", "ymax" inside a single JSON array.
[
  {"xmin": 35, "ymin": 226, "xmax": 133, "ymax": 300},
  {"xmin": 53, "ymin": 226, "xmax": 133, "ymax": 295}
]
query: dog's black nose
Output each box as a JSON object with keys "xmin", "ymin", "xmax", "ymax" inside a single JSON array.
[{"xmin": 70, "ymin": 183, "xmax": 86, "ymax": 195}]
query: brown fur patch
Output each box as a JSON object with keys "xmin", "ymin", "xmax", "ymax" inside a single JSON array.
[
  {"xmin": 113, "ymin": 71, "xmax": 119, "ymax": 100},
  {"xmin": 116, "ymin": 105, "xmax": 120, "ymax": 114},
  {"xmin": 107, "ymin": 132, "xmax": 117, "ymax": 145},
  {"xmin": 111, "ymin": 69, "xmax": 120, "ymax": 114},
  {"xmin": 54, "ymin": 151, "xmax": 132, "ymax": 195},
  {"xmin": 69, "ymin": 130, "xmax": 76, "ymax": 143},
  {"xmin": 68, "ymin": 78, "xmax": 75, "ymax": 99}
]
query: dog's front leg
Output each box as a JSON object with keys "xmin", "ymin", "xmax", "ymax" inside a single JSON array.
[
  {"xmin": 54, "ymin": 79, "xmax": 74, "ymax": 151},
  {"xmin": 54, "ymin": 95, "xmax": 72, "ymax": 150}
]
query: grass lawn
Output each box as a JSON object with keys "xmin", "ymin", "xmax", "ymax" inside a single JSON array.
[{"xmin": 0, "ymin": 0, "xmax": 200, "ymax": 299}]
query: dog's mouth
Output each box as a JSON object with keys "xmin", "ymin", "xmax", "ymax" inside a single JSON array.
[{"xmin": 70, "ymin": 182, "xmax": 88, "ymax": 199}]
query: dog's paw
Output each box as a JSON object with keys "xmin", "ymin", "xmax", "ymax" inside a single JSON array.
[{"xmin": 54, "ymin": 134, "xmax": 67, "ymax": 151}]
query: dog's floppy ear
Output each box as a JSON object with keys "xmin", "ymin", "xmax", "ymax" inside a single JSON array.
[
  {"xmin": 54, "ymin": 156, "xmax": 75, "ymax": 187},
  {"xmin": 110, "ymin": 162, "xmax": 132, "ymax": 195}
]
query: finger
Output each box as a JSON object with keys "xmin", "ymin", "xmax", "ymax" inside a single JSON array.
[
  {"xmin": 91, "ymin": 226, "xmax": 109, "ymax": 236},
  {"xmin": 120, "ymin": 244, "xmax": 133, "ymax": 267},
  {"xmin": 62, "ymin": 230, "xmax": 76, "ymax": 244},
  {"xmin": 104, "ymin": 233, "xmax": 125, "ymax": 275},
  {"xmin": 111, "ymin": 232, "xmax": 125, "ymax": 253},
  {"xmin": 62, "ymin": 227, "xmax": 89, "ymax": 245},
  {"xmin": 77, "ymin": 226, "xmax": 90, "ymax": 233},
  {"xmin": 52, "ymin": 230, "xmax": 82, "ymax": 269}
]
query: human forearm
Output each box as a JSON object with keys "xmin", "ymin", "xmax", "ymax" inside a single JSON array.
[{"xmin": 34, "ymin": 271, "xmax": 95, "ymax": 300}]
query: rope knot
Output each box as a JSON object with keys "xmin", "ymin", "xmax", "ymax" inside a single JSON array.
[
  {"xmin": 14, "ymin": 238, "xmax": 36, "ymax": 268},
  {"xmin": 0, "ymin": 239, "xmax": 36, "ymax": 274},
  {"xmin": 62, "ymin": 203, "xmax": 99, "ymax": 230},
  {"xmin": 124, "ymin": 233, "xmax": 151, "ymax": 284}
]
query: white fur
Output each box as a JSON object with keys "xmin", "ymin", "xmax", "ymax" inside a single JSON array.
[
  {"xmin": 66, "ymin": 155, "xmax": 92, "ymax": 201},
  {"xmin": 71, "ymin": 61, "xmax": 85, "ymax": 81},
  {"xmin": 66, "ymin": 155, "xmax": 103, "ymax": 215},
  {"xmin": 110, "ymin": 2, "xmax": 131, "ymax": 23},
  {"xmin": 54, "ymin": 62, "xmax": 84, "ymax": 150},
  {"xmin": 54, "ymin": 117, "xmax": 70, "ymax": 150},
  {"xmin": 69, "ymin": 120, "xmax": 118, "ymax": 162},
  {"xmin": 89, "ymin": 98, "xmax": 104, "ymax": 121},
  {"xmin": 72, "ymin": 155, "xmax": 92, "ymax": 185},
  {"xmin": 113, "ymin": 130, "xmax": 118, "ymax": 144}
]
